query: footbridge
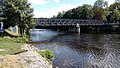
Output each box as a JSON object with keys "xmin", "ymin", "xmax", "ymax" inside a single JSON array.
[{"xmin": 34, "ymin": 18, "xmax": 119, "ymax": 33}]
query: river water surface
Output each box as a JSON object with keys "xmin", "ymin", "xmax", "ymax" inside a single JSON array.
[{"xmin": 31, "ymin": 29, "xmax": 120, "ymax": 68}]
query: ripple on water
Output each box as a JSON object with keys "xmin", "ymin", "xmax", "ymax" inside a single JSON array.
[{"xmin": 31, "ymin": 30, "xmax": 120, "ymax": 68}]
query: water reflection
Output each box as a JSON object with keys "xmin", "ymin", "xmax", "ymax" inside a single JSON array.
[
  {"xmin": 31, "ymin": 30, "xmax": 120, "ymax": 68},
  {"xmin": 30, "ymin": 29, "xmax": 59, "ymax": 42}
]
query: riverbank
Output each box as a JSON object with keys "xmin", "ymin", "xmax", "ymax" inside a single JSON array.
[
  {"xmin": 0, "ymin": 44, "xmax": 53, "ymax": 68},
  {"xmin": 20, "ymin": 44, "xmax": 53, "ymax": 68},
  {"xmin": 0, "ymin": 37, "xmax": 53, "ymax": 68}
]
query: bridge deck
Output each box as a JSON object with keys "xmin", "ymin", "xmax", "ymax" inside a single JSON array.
[{"xmin": 33, "ymin": 18, "xmax": 119, "ymax": 26}]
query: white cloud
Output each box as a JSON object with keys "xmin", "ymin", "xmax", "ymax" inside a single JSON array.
[
  {"xmin": 33, "ymin": 4, "xmax": 80, "ymax": 18},
  {"xmin": 53, "ymin": 0, "xmax": 60, "ymax": 3},
  {"xmin": 28, "ymin": 0, "xmax": 49, "ymax": 5}
]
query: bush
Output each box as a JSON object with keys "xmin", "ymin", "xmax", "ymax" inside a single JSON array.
[{"xmin": 38, "ymin": 49, "xmax": 54, "ymax": 61}]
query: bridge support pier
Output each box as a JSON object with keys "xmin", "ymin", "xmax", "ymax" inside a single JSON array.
[{"xmin": 76, "ymin": 23, "xmax": 80, "ymax": 33}]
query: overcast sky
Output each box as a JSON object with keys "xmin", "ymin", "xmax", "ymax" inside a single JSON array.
[{"xmin": 28, "ymin": 0, "xmax": 115, "ymax": 18}]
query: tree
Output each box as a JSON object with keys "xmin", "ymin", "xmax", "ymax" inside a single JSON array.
[
  {"xmin": 110, "ymin": 7, "xmax": 120, "ymax": 22},
  {"xmin": 52, "ymin": 11, "xmax": 65, "ymax": 18},
  {"xmin": 52, "ymin": 15, "xmax": 57, "ymax": 18},
  {"xmin": 108, "ymin": 2, "xmax": 120, "ymax": 22},
  {"xmin": 0, "ymin": 0, "xmax": 7, "ymax": 22},
  {"xmin": 62, "ymin": 5, "xmax": 93, "ymax": 19},
  {"xmin": 56, "ymin": 11, "xmax": 64, "ymax": 18},
  {"xmin": 63, "ymin": 10, "xmax": 72, "ymax": 19},
  {"xmin": 93, "ymin": 0, "xmax": 108, "ymax": 20},
  {"xmin": 79, "ymin": 4, "xmax": 93, "ymax": 19},
  {"xmin": 109, "ymin": 2, "xmax": 120, "ymax": 11},
  {"xmin": 0, "ymin": 0, "xmax": 33, "ymax": 35},
  {"xmin": 93, "ymin": 8, "xmax": 106, "ymax": 20}
]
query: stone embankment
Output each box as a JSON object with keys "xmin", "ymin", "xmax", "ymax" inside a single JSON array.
[
  {"xmin": 20, "ymin": 44, "xmax": 53, "ymax": 68},
  {"xmin": 0, "ymin": 44, "xmax": 53, "ymax": 68}
]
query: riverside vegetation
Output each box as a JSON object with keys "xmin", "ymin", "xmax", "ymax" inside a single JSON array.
[{"xmin": 38, "ymin": 49, "xmax": 54, "ymax": 62}]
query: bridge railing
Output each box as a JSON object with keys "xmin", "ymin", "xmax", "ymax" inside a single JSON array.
[{"xmin": 33, "ymin": 18, "xmax": 119, "ymax": 26}]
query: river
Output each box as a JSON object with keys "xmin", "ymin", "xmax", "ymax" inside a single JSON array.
[{"xmin": 31, "ymin": 29, "xmax": 120, "ymax": 68}]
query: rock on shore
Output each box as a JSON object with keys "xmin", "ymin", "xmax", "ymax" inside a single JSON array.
[
  {"xmin": 20, "ymin": 44, "xmax": 53, "ymax": 68},
  {"xmin": 0, "ymin": 44, "xmax": 53, "ymax": 68}
]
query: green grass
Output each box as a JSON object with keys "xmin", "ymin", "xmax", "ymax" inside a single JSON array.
[
  {"xmin": 0, "ymin": 37, "xmax": 25, "ymax": 55},
  {"xmin": 38, "ymin": 49, "xmax": 54, "ymax": 61}
]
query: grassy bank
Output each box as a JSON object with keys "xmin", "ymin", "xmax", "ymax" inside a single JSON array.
[{"xmin": 0, "ymin": 37, "xmax": 25, "ymax": 55}]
